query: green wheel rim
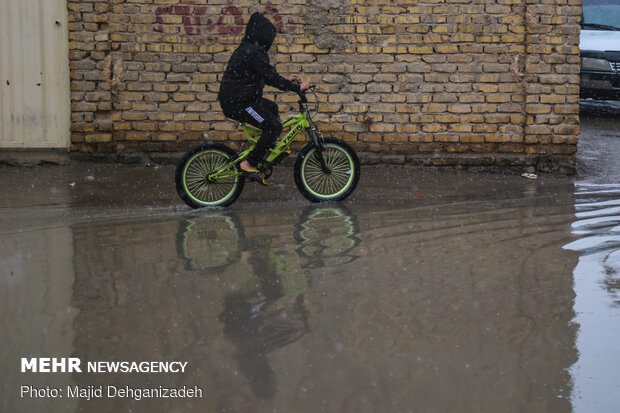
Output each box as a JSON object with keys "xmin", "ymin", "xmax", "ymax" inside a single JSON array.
[
  {"xmin": 301, "ymin": 144, "xmax": 355, "ymax": 200},
  {"xmin": 181, "ymin": 215, "xmax": 241, "ymax": 270},
  {"xmin": 183, "ymin": 150, "xmax": 239, "ymax": 206}
]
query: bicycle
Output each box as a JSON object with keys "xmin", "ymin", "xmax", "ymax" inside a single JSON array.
[{"xmin": 175, "ymin": 87, "xmax": 361, "ymax": 208}]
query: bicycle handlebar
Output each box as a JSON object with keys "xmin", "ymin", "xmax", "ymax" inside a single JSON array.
[
  {"xmin": 291, "ymin": 80, "xmax": 317, "ymax": 116},
  {"xmin": 297, "ymin": 85, "xmax": 316, "ymax": 102}
]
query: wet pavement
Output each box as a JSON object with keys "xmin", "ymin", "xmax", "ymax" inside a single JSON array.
[{"xmin": 1, "ymin": 101, "xmax": 619, "ymax": 412}]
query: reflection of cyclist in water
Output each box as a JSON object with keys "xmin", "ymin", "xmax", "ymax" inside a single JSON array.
[
  {"xmin": 176, "ymin": 207, "xmax": 360, "ymax": 398},
  {"xmin": 218, "ymin": 236, "xmax": 309, "ymax": 399}
]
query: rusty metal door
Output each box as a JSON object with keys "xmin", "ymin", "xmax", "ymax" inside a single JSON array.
[{"xmin": 0, "ymin": 0, "xmax": 70, "ymax": 148}]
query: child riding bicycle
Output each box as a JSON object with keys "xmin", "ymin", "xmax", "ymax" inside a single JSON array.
[{"xmin": 218, "ymin": 12, "xmax": 310, "ymax": 185}]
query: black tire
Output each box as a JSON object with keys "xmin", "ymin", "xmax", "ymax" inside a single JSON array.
[
  {"xmin": 176, "ymin": 212, "xmax": 245, "ymax": 273},
  {"xmin": 294, "ymin": 138, "xmax": 360, "ymax": 203},
  {"xmin": 175, "ymin": 143, "xmax": 245, "ymax": 208},
  {"xmin": 293, "ymin": 206, "xmax": 361, "ymax": 268}
]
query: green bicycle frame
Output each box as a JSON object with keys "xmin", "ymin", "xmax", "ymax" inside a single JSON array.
[{"xmin": 207, "ymin": 110, "xmax": 311, "ymax": 181}]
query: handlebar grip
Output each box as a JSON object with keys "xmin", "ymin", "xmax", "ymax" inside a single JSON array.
[{"xmin": 298, "ymin": 85, "xmax": 315, "ymax": 95}]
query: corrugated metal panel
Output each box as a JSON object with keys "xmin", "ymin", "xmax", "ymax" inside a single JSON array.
[{"xmin": 0, "ymin": 0, "xmax": 70, "ymax": 148}]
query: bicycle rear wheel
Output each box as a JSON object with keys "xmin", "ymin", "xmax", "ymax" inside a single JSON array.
[
  {"xmin": 294, "ymin": 138, "xmax": 360, "ymax": 203},
  {"xmin": 175, "ymin": 143, "xmax": 245, "ymax": 208},
  {"xmin": 177, "ymin": 212, "xmax": 244, "ymax": 272}
]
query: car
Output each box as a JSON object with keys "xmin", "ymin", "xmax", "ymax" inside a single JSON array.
[{"xmin": 580, "ymin": 0, "xmax": 620, "ymax": 99}]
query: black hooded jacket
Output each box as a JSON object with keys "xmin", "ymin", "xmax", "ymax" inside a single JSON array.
[{"xmin": 218, "ymin": 13, "xmax": 300, "ymax": 112}]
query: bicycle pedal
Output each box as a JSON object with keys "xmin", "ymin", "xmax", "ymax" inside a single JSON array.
[{"xmin": 242, "ymin": 169, "xmax": 269, "ymax": 185}]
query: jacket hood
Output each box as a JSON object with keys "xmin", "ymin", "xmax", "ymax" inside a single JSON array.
[{"xmin": 243, "ymin": 12, "xmax": 277, "ymax": 51}]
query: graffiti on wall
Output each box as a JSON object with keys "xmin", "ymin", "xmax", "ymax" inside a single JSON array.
[{"xmin": 155, "ymin": 1, "xmax": 297, "ymax": 36}]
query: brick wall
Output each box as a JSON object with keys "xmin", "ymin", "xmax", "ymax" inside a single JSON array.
[{"xmin": 67, "ymin": 0, "xmax": 581, "ymax": 173}]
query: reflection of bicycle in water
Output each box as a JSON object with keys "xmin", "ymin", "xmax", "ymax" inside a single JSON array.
[
  {"xmin": 176, "ymin": 213, "xmax": 245, "ymax": 272},
  {"xmin": 294, "ymin": 206, "xmax": 360, "ymax": 269},
  {"xmin": 176, "ymin": 206, "xmax": 360, "ymax": 273},
  {"xmin": 176, "ymin": 207, "xmax": 360, "ymax": 398}
]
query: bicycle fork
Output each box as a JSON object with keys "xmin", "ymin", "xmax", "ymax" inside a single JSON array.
[{"xmin": 306, "ymin": 113, "xmax": 331, "ymax": 174}]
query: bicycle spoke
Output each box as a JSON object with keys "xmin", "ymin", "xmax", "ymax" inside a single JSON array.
[
  {"xmin": 302, "ymin": 145, "xmax": 353, "ymax": 196},
  {"xmin": 184, "ymin": 150, "xmax": 238, "ymax": 204}
]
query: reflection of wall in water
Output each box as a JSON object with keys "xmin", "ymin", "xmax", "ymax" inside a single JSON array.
[
  {"xmin": 70, "ymin": 213, "xmax": 320, "ymax": 412},
  {"xmin": 278, "ymin": 199, "xmax": 579, "ymax": 412},
  {"xmin": 71, "ymin": 218, "xmax": 234, "ymax": 411},
  {"xmin": 0, "ymin": 228, "xmax": 78, "ymax": 413},
  {"xmin": 68, "ymin": 199, "xmax": 577, "ymax": 412}
]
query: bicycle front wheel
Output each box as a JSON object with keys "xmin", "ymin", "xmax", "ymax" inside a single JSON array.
[
  {"xmin": 175, "ymin": 143, "xmax": 245, "ymax": 208},
  {"xmin": 294, "ymin": 138, "xmax": 360, "ymax": 203}
]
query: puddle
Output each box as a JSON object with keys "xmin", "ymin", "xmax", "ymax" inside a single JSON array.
[
  {"xmin": 565, "ymin": 183, "xmax": 620, "ymax": 413},
  {"xmin": 0, "ymin": 161, "xmax": 619, "ymax": 411}
]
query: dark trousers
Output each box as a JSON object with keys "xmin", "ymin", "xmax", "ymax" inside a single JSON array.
[{"xmin": 222, "ymin": 98, "xmax": 283, "ymax": 167}]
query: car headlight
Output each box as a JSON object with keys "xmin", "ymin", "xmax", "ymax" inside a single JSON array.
[{"xmin": 581, "ymin": 57, "xmax": 613, "ymax": 72}]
